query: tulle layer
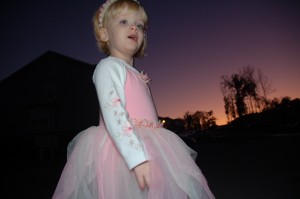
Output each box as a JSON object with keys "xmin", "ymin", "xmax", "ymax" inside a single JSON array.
[{"xmin": 53, "ymin": 125, "xmax": 215, "ymax": 199}]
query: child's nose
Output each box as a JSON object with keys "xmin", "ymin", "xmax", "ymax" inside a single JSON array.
[{"xmin": 130, "ymin": 25, "xmax": 137, "ymax": 31}]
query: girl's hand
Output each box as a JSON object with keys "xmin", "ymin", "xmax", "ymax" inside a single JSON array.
[{"xmin": 133, "ymin": 161, "xmax": 150, "ymax": 190}]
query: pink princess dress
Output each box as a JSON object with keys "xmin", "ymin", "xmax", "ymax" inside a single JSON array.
[{"xmin": 53, "ymin": 56, "xmax": 215, "ymax": 199}]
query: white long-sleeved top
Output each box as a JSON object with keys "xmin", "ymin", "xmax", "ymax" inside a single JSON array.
[{"xmin": 92, "ymin": 57, "xmax": 148, "ymax": 170}]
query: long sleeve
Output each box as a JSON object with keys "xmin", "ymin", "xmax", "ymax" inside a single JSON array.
[{"xmin": 92, "ymin": 58, "xmax": 147, "ymax": 170}]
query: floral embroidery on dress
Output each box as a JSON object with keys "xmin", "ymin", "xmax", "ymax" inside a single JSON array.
[
  {"xmin": 112, "ymin": 97, "xmax": 121, "ymax": 107},
  {"xmin": 122, "ymin": 123, "xmax": 133, "ymax": 136},
  {"xmin": 140, "ymin": 71, "xmax": 151, "ymax": 85},
  {"xmin": 117, "ymin": 119, "xmax": 121, "ymax": 125},
  {"xmin": 130, "ymin": 118, "xmax": 163, "ymax": 128},
  {"xmin": 104, "ymin": 88, "xmax": 143, "ymax": 151},
  {"xmin": 104, "ymin": 90, "xmax": 119, "ymax": 110},
  {"xmin": 129, "ymin": 139, "xmax": 143, "ymax": 150},
  {"xmin": 114, "ymin": 110, "xmax": 118, "ymax": 116}
]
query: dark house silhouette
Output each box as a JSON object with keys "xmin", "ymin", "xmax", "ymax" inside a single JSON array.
[{"xmin": 0, "ymin": 51, "xmax": 99, "ymax": 161}]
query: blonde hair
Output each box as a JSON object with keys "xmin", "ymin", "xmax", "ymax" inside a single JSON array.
[{"xmin": 93, "ymin": 0, "xmax": 148, "ymax": 57}]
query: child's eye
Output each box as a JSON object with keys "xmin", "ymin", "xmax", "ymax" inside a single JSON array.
[
  {"xmin": 137, "ymin": 24, "xmax": 144, "ymax": 31},
  {"xmin": 119, "ymin": 20, "xmax": 128, "ymax": 25}
]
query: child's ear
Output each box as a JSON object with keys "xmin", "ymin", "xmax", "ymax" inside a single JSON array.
[{"xmin": 99, "ymin": 28, "xmax": 109, "ymax": 42}]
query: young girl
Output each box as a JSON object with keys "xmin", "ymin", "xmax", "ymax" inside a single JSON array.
[{"xmin": 53, "ymin": 0, "xmax": 215, "ymax": 198}]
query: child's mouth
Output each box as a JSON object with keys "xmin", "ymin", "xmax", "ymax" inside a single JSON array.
[{"xmin": 128, "ymin": 35, "xmax": 137, "ymax": 41}]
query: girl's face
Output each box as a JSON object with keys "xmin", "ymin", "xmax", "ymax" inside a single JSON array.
[{"xmin": 102, "ymin": 7, "xmax": 145, "ymax": 60}]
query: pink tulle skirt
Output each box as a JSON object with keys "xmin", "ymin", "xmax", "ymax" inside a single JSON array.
[{"xmin": 53, "ymin": 125, "xmax": 215, "ymax": 199}]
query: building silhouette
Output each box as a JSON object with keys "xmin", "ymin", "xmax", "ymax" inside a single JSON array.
[{"xmin": 0, "ymin": 51, "xmax": 99, "ymax": 161}]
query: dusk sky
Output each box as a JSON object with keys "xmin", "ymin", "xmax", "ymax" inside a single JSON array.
[{"xmin": 1, "ymin": 0, "xmax": 299, "ymax": 125}]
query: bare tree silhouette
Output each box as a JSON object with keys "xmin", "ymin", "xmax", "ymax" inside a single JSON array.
[
  {"xmin": 220, "ymin": 66, "xmax": 274, "ymax": 123},
  {"xmin": 257, "ymin": 69, "xmax": 275, "ymax": 110}
]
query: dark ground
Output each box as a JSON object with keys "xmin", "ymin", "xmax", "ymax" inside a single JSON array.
[{"xmin": 1, "ymin": 134, "xmax": 299, "ymax": 199}]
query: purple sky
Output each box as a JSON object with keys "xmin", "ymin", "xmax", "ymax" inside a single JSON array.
[{"xmin": 1, "ymin": 0, "xmax": 300, "ymax": 125}]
